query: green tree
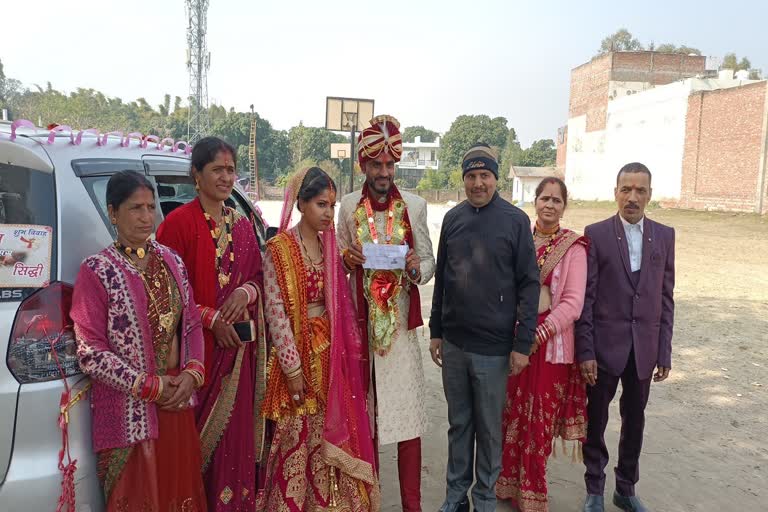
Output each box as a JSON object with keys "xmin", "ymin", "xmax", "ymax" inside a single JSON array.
[
  {"xmin": 439, "ymin": 115, "xmax": 509, "ymax": 171},
  {"xmin": 416, "ymin": 168, "xmax": 448, "ymax": 190},
  {"xmin": 497, "ymin": 128, "xmax": 522, "ymax": 191},
  {"xmin": 288, "ymin": 123, "xmax": 346, "ymax": 166},
  {"xmin": 402, "ymin": 126, "xmax": 439, "ymax": 143},
  {"xmin": 447, "ymin": 168, "xmax": 464, "ymax": 190},
  {"xmin": 721, "ymin": 53, "xmax": 761, "ymax": 79},
  {"xmin": 656, "ymin": 43, "xmax": 701, "ymax": 55},
  {"xmin": 598, "ymin": 29, "xmax": 644, "ymax": 54},
  {"xmin": 208, "ymin": 110, "xmax": 292, "ymax": 183},
  {"xmin": 1, "ymin": 70, "xmax": 293, "ymax": 182},
  {"xmin": 517, "ymin": 139, "xmax": 556, "ymax": 167},
  {"xmin": 0, "ymin": 59, "xmax": 23, "ymax": 111},
  {"xmin": 722, "ymin": 53, "xmax": 750, "ymax": 71}
]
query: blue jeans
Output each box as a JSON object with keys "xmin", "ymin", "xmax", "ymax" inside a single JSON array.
[{"xmin": 440, "ymin": 339, "xmax": 510, "ymax": 512}]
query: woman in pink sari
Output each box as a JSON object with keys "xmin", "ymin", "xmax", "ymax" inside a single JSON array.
[
  {"xmin": 497, "ymin": 177, "xmax": 588, "ymax": 512},
  {"xmin": 258, "ymin": 167, "xmax": 380, "ymax": 511},
  {"xmin": 157, "ymin": 137, "xmax": 267, "ymax": 511},
  {"xmin": 71, "ymin": 170, "xmax": 207, "ymax": 511}
]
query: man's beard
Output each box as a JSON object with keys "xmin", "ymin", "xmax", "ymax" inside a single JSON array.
[{"xmin": 368, "ymin": 176, "xmax": 392, "ymax": 195}]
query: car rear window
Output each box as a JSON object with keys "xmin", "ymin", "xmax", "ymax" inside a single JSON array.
[{"xmin": 0, "ymin": 164, "xmax": 57, "ymax": 302}]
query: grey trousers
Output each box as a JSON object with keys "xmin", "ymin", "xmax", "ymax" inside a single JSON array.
[{"xmin": 440, "ymin": 339, "xmax": 510, "ymax": 512}]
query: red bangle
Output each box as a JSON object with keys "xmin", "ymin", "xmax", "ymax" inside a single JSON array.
[
  {"xmin": 200, "ymin": 306, "xmax": 219, "ymax": 329},
  {"xmin": 140, "ymin": 375, "xmax": 151, "ymax": 401},
  {"xmin": 183, "ymin": 360, "xmax": 206, "ymax": 389}
]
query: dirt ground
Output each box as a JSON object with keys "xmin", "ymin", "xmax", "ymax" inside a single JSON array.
[
  {"xmin": 379, "ymin": 204, "xmax": 768, "ymax": 512},
  {"xmin": 258, "ymin": 201, "xmax": 768, "ymax": 511}
]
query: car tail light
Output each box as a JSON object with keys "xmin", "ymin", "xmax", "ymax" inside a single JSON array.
[{"xmin": 7, "ymin": 282, "xmax": 81, "ymax": 384}]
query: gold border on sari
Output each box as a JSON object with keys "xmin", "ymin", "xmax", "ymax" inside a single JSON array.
[
  {"xmin": 200, "ymin": 344, "xmax": 246, "ymax": 472},
  {"xmin": 321, "ymin": 442, "xmax": 381, "ymax": 511},
  {"xmin": 539, "ymin": 231, "xmax": 585, "ymax": 284}
]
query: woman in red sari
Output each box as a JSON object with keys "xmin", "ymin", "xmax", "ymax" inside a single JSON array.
[
  {"xmin": 71, "ymin": 170, "xmax": 207, "ymax": 511},
  {"xmin": 497, "ymin": 177, "xmax": 589, "ymax": 512},
  {"xmin": 258, "ymin": 167, "xmax": 380, "ymax": 511},
  {"xmin": 157, "ymin": 137, "xmax": 267, "ymax": 511}
]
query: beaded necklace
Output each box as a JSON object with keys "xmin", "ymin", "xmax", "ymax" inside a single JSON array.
[{"xmin": 201, "ymin": 203, "xmax": 234, "ymax": 288}]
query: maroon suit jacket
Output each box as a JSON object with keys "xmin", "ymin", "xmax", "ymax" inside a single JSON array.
[{"xmin": 576, "ymin": 214, "xmax": 675, "ymax": 380}]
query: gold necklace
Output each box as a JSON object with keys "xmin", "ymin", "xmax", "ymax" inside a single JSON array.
[
  {"xmin": 298, "ymin": 226, "xmax": 323, "ymax": 268},
  {"xmin": 114, "ymin": 241, "xmax": 147, "ymax": 259},
  {"xmin": 118, "ymin": 245, "xmax": 175, "ymax": 335},
  {"xmin": 202, "ymin": 203, "xmax": 233, "ymax": 288}
]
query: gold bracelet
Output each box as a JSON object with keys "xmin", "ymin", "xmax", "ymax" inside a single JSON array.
[{"xmin": 285, "ymin": 366, "xmax": 303, "ymax": 380}]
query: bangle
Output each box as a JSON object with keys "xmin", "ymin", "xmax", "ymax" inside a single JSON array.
[
  {"xmin": 132, "ymin": 371, "xmax": 146, "ymax": 398},
  {"xmin": 183, "ymin": 369, "xmax": 204, "ymax": 389},
  {"xmin": 200, "ymin": 306, "xmax": 217, "ymax": 329},
  {"xmin": 236, "ymin": 286, "xmax": 251, "ymax": 303},
  {"xmin": 153, "ymin": 376, "xmax": 164, "ymax": 402},
  {"xmin": 239, "ymin": 283, "xmax": 258, "ymax": 305},
  {"xmin": 284, "ymin": 366, "xmax": 303, "ymax": 380},
  {"xmin": 140, "ymin": 375, "xmax": 153, "ymax": 400},
  {"xmin": 210, "ymin": 310, "xmax": 222, "ymax": 328},
  {"xmin": 183, "ymin": 360, "xmax": 206, "ymax": 389},
  {"xmin": 535, "ymin": 321, "xmax": 555, "ymax": 344},
  {"xmin": 141, "ymin": 375, "xmax": 158, "ymax": 401}
]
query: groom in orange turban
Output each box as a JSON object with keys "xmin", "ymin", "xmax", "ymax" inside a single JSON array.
[{"xmin": 337, "ymin": 115, "xmax": 435, "ymax": 511}]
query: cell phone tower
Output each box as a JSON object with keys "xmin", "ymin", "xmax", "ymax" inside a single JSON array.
[{"xmin": 185, "ymin": 0, "xmax": 210, "ymax": 144}]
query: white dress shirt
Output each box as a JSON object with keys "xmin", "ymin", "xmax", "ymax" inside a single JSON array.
[{"xmin": 620, "ymin": 215, "xmax": 644, "ymax": 272}]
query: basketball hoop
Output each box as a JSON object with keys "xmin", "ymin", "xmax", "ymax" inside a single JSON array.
[{"xmin": 325, "ymin": 97, "xmax": 375, "ymax": 194}]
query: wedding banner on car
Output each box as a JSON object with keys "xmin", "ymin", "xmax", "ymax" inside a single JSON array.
[{"xmin": 0, "ymin": 225, "xmax": 53, "ymax": 288}]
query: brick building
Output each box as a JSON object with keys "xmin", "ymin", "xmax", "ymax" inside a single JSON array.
[
  {"xmin": 561, "ymin": 51, "xmax": 768, "ymax": 214},
  {"xmin": 679, "ymin": 82, "xmax": 768, "ymax": 213}
]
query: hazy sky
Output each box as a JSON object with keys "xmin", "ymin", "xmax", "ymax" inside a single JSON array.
[{"xmin": 3, "ymin": 0, "xmax": 767, "ymax": 146}]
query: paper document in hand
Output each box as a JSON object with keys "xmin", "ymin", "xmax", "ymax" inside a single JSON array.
[{"xmin": 362, "ymin": 243, "xmax": 408, "ymax": 270}]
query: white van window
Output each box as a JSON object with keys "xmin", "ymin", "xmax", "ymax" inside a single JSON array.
[{"xmin": 0, "ymin": 164, "xmax": 57, "ymax": 301}]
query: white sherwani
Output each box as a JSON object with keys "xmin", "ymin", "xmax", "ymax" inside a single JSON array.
[{"xmin": 337, "ymin": 189, "xmax": 435, "ymax": 445}]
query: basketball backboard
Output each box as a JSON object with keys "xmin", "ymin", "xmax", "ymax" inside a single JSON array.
[
  {"xmin": 325, "ymin": 97, "xmax": 375, "ymax": 132},
  {"xmin": 330, "ymin": 143, "xmax": 349, "ymax": 160}
]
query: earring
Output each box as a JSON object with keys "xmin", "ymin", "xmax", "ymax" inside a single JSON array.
[
  {"xmin": 195, "ymin": 182, "xmax": 200, "ymax": 191},
  {"xmin": 111, "ymin": 218, "xmax": 116, "ymax": 224}
]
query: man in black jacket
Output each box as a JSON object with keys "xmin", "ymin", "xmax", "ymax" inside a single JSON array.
[{"xmin": 430, "ymin": 143, "xmax": 540, "ymax": 512}]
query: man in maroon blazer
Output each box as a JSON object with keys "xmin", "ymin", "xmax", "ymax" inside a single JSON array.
[{"xmin": 576, "ymin": 163, "xmax": 675, "ymax": 512}]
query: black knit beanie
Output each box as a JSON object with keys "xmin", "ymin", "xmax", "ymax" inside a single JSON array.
[{"xmin": 461, "ymin": 143, "xmax": 499, "ymax": 179}]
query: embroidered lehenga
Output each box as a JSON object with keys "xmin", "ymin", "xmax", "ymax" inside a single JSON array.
[{"xmin": 257, "ymin": 171, "xmax": 379, "ymax": 511}]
